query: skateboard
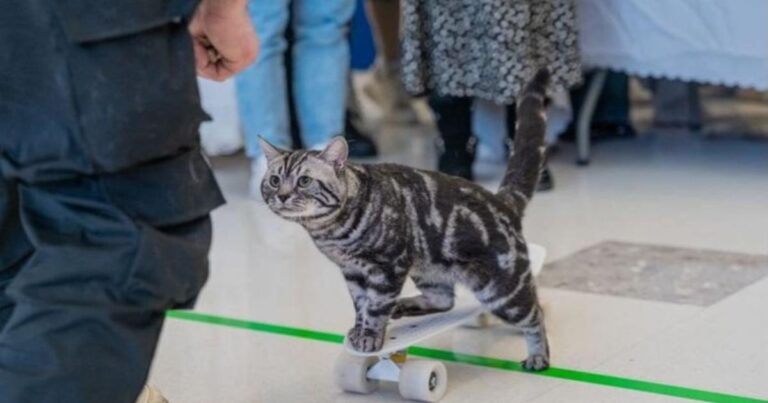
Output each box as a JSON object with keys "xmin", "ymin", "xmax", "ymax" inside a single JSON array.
[{"xmin": 334, "ymin": 243, "xmax": 546, "ymax": 402}]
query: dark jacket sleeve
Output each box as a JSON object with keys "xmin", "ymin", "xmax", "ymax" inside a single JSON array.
[
  {"xmin": 0, "ymin": 0, "xmax": 210, "ymax": 181},
  {"xmin": 53, "ymin": 0, "xmax": 200, "ymax": 43},
  {"xmin": 0, "ymin": 0, "xmax": 224, "ymax": 226}
]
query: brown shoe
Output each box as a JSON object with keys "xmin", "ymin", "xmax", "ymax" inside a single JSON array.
[{"xmin": 136, "ymin": 385, "xmax": 169, "ymax": 403}]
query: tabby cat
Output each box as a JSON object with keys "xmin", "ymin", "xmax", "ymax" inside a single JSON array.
[{"xmin": 259, "ymin": 70, "xmax": 551, "ymax": 371}]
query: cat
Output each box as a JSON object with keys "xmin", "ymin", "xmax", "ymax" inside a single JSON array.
[{"xmin": 258, "ymin": 69, "xmax": 551, "ymax": 371}]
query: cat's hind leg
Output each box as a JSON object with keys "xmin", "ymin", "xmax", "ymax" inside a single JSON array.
[
  {"xmin": 391, "ymin": 275, "xmax": 455, "ymax": 319},
  {"xmin": 491, "ymin": 284, "xmax": 549, "ymax": 371},
  {"xmin": 519, "ymin": 319, "xmax": 549, "ymax": 371},
  {"xmin": 472, "ymin": 265, "xmax": 550, "ymax": 371}
]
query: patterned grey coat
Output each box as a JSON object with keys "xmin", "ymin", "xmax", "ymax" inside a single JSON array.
[{"xmin": 401, "ymin": 0, "xmax": 581, "ymax": 103}]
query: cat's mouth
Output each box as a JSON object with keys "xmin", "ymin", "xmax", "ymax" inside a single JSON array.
[
  {"xmin": 271, "ymin": 203, "xmax": 338, "ymax": 222},
  {"xmin": 271, "ymin": 205, "xmax": 308, "ymax": 219},
  {"xmin": 271, "ymin": 204, "xmax": 298, "ymax": 212}
]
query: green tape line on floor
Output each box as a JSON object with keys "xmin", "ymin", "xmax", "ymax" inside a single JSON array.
[{"xmin": 166, "ymin": 310, "xmax": 767, "ymax": 403}]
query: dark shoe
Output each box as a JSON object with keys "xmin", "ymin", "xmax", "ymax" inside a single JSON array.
[
  {"xmin": 536, "ymin": 165, "xmax": 554, "ymax": 192},
  {"xmin": 429, "ymin": 96, "xmax": 474, "ymax": 179},
  {"xmin": 536, "ymin": 148, "xmax": 554, "ymax": 192},
  {"xmin": 437, "ymin": 137, "xmax": 475, "ymax": 181},
  {"xmin": 344, "ymin": 112, "xmax": 378, "ymax": 158}
]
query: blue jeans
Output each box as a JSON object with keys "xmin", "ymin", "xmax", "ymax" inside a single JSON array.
[{"xmin": 236, "ymin": 0, "xmax": 355, "ymax": 157}]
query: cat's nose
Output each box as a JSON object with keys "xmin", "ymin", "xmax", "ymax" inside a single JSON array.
[{"xmin": 277, "ymin": 194, "xmax": 289, "ymax": 203}]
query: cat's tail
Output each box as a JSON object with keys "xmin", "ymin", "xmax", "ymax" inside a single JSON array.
[{"xmin": 497, "ymin": 68, "xmax": 550, "ymax": 212}]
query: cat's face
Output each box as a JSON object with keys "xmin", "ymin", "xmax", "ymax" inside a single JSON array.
[{"xmin": 258, "ymin": 137, "xmax": 349, "ymax": 222}]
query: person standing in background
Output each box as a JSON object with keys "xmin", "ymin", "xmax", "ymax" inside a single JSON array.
[
  {"xmin": 236, "ymin": 0, "xmax": 355, "ymax": 198},
  {"xmin": 363, "ymin": 0, "xmax": 419, "ymax": 124},
  {"xmin": 400, "ymin": 0, "xmax": 581, "ymax": 182},
  {"xmin": 0, "ymin": 1, "xmax": 257, "ymax": 402}
]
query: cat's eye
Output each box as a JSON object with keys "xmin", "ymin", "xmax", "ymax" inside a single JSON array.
[
  {"xmin": 297, "ymin": 176, "xmax": 313, "ymax": 188},
  {"xmin": 268, "ymin": 175, "xmax": 281, "ymax": 187}
]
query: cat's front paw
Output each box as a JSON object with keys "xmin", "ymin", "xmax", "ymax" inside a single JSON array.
[
  {"xmin": 347, "ymin": 327, "xmax": 385, "ymax": 353},
  {"xmin": 390, "ymin": 301, "xmax": 407, "ymax": 319},
  {"xmin": 391, "ymin": 297, "xmax": 426, "ymax": 319},
  {"xmin": 522, "ymin": 354, "xmax": 550, "ymax": 371}
]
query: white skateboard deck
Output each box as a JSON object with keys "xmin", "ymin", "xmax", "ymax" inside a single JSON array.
[
  {"xmin": 528, "ymin": 243, "xmax": 546, "ymax": 277},
  {"xmin": 344, "ymin": 243, "xmax": 546, "ymax": 356},
  {"xmin": 344, "ymin": 299, "xmax": 485, "ymax": 356}
]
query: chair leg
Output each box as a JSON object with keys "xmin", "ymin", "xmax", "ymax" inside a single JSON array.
[{"xmin": 576, "ymin": 69, "xmax": 608, "ymax": 166}]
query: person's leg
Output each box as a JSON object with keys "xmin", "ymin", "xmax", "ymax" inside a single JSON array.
[
  {"xmin": 236, "ymin": 0, "xmax": 292, "ymax": 156},
  {"xmin": 363, "ymin": 0, "xmax": 418, "ymax": 124},
  {"xmin": 0, "ymin": 178, "xmax": 32, "ymax": 331},
  {"xmin": 344, "ymin": 74, "xmax": 379, "ymax": 157},
  {"xmin": 292, "ymin": 0, "xmax": 355, "ymax": 149},
  {"xmin": 474, "ymin": 99, "xmax": 509, "ymax": 164},
  {"xmin": 429, "ymin": 95, "xmax": 475, "ymax": 180},
  {"xmin": 0, "ymin": 259, "xmax": 22, "ymax": 331},
  {"xmin": 235, "ymin": 0, "xmax": 291, "ymax": 196},
  {"xmin": 365, "ymin": 0, "xmax": 400, "ymax": 65},
  {"xmin": 505, "ymin": 102, "xmax": 518, "ymax": 141},
  {"xmin": 0, "ymin": 174, "xmax": 212, "ymax": 403},
  {"xmin": 0, "ymin": 3, "xmax": 223, "ymax": 401}
]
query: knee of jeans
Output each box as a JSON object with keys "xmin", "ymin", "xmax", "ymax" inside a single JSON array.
[
  {"xmin": 293, "ymin": 0, "xmax": 354, "ymax": 42},
  {"xmin": 294, "ymin": 19, "xmax": 349, "ymax": 47},
  {"xmin": 250, "ymin": 6, "xmax": 290, "ymax": 56},
  {"xmin": 256, "ymin": 30, "xmax": 288, "ymax": 60}
]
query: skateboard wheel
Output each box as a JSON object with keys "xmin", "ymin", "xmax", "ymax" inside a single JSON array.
[
  {"xmin": 398, "ymin": 360, "xmax": 448, "ymax": 402},
  {"xmin": 334, "ymin": 353, "xmax": 379, "ymax": 394}
]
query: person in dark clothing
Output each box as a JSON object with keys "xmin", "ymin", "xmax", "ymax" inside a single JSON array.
[{"xmin": 0, "ymin": 1, "xmax": 258, "ymax": 402}]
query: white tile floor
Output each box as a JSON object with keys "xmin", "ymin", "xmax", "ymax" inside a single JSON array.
[{"xmin": 149, "ymin": 127, "xmax": 768, "ymax": 403}]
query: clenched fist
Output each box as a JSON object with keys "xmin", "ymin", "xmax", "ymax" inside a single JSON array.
[{"xmin": 189, "ymin": 0, "xmax": 259, "ymax": 81}]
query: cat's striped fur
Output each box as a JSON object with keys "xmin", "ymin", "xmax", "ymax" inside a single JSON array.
[{"xmin": 259, "ymin": 70, "xmax": 551, "ymax": 371}]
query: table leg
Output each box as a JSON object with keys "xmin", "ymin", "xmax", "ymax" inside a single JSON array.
[{"xmin": 577, "ymin": 69, "xmax": 608, "ymax": 166}]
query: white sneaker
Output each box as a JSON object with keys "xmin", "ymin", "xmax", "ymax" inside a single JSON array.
[
  {"xmin": 135, "ymin": 385, "xmax": 168, "ymax": 403},
  {"xmin": 363, "ymin": 61, "xmax": 419, "ymax": 125},
  {"xmin": 476, "ymin": 142, "xmax": 508, "ymax": 165},
  {"xmin": 249, "ymin": 155, "xmax": 268, "ymax": 200},
  {"xmin": 310, "ymin": 141, "xmax": 329, "ymax": 151}
]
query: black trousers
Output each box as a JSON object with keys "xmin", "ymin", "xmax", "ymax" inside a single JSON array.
[{"xmin": 0, "ymin": 1, "xmax": 223, "ymax": 402}]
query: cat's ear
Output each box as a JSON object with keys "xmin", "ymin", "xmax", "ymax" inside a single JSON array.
[
  {"xmin": 258, "ymin": 136, "xmax": 286, "ymax": 163},
  {"xmin": 319, "ymin": 136, "xmax": 348, "ymax": 169}
]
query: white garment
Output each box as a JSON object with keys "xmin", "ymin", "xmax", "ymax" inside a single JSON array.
[
  {"xmin": 577, "ymin": 0, "xmax": 768, "ymax": 90},
  {"xmin": 473, "ymin": 99, "xmax": 508, "ymax": 164},
  {"xmin": 198, "ymin": 77, "xmax": 243, "ymax": 156},
  {"xmin": 473, "ymin": 92, "xmax": 572, "ymax": 164},
  {"xmin": 249, "ymin": 156, "xmax": 268, "ymax": 200}
]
